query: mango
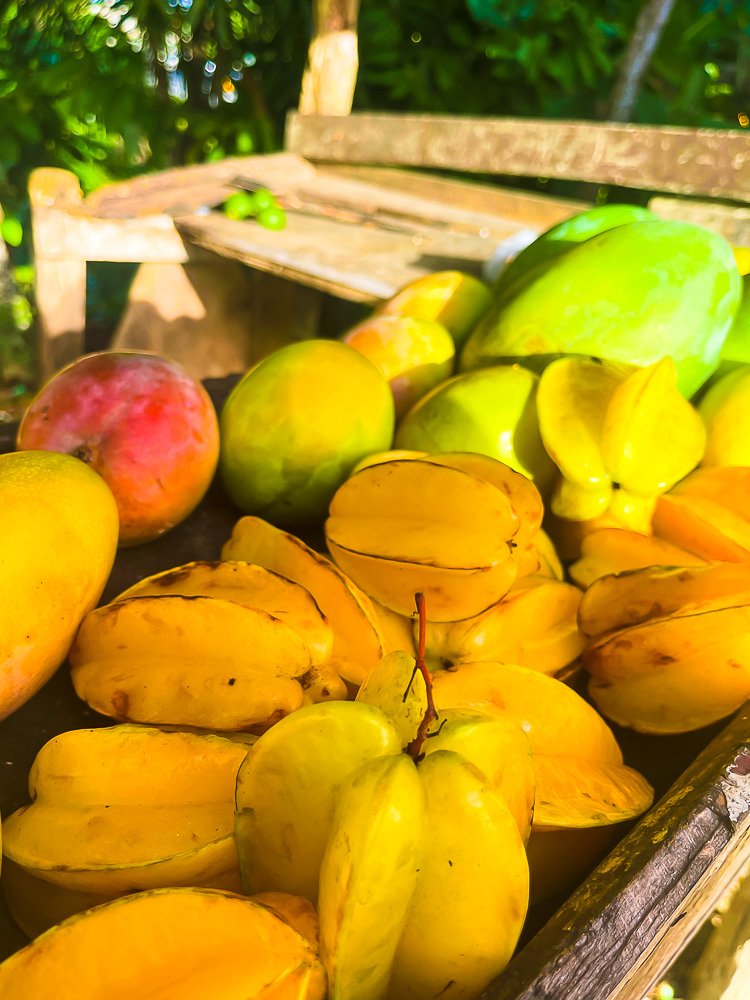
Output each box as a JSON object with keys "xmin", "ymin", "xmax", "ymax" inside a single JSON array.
[
  {"xmin": 699, "ymin": 365, "xmax": 750, "ymax": 465},
  {"xmin": 220, "ymin": 340, "xmax": 394, "ymax": 528},
  {"xmin": 461, "ymin": 220, "xmax": 742, "ymax": 398},
  {"xmin": 714, "ymin": 274, "xmax": 750, "ymax": 375},
  {"xmin": 373, "ymin": 270, "xmax": 492, "ymax": 351},
  {"xmin": 493, "ymin": 203, "xmax": 655, "ymax": 306},
  {"xmin": 0, "ymin": 451, "xmax": 119, "ymax": 720},
  {"xmin": 395, "ymin": 364, "xmax": 557, "ymax": 495},
  {"xmin": 341, "ymin": 314, "xmax": 455, "ymax": 418}
]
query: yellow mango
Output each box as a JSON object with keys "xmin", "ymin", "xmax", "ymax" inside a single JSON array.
[
  {"xmin": 222, "ymin": 516, "xmax": 384, "ymax": 686},
  {"xmin": 0, "ymin": 887, "xmax": 326, "ymax": 1000},
  {"xmin": 2, "ymin": 725, "xmax": 250, "ymax": 935},
  {"xmin": 70, "ymin": 596, "xmax": 310, "ymax": 730},
  {"xmin": 0, "ymin": 451, "xmax": 118, "ymax": 719},
  {"xmin": 114, "ymin": 560, "xmax": 333, "ymax": 668}
]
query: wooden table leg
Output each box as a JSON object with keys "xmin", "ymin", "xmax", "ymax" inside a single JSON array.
[{"xmin": 29, "ymin": 169, "xmax": 87, "ymax": 380}]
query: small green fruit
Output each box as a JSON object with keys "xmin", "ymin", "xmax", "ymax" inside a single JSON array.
[
  {"xmin": 256, "ymin": 206, "xmax": 287, "ymax": 231},
  {"xmin": 223, "ymin": 191, "xmax": 258, "ymax": 220}
]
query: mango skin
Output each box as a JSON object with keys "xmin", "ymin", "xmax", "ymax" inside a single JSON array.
[
  {"xmin": 462, "ymin": 220, "xmax": 742, "ymax": 399},
  {"xmin": 395, "ymin": 364, "xmax": 556, "ymax": 495},
  {"xmin": 220, "ymin": 340, "xmax": 395, "ymax": 528},
  {"xmin": 0, "ymin": 451, "xmax": 119, "ymax": 719},
  {"xmin": 493, "ymin": 203, "xmax": 655, "ymax": 306}
]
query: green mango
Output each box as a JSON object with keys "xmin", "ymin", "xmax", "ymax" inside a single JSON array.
[
  {"xmin": 394, "ymin": 364, "xmax": 556, "ymax": 496},
  {"xmin": 220, "ymin": 340, "xmax": 395, "ymax": 528},
  {"xmin": 461, "ymin": 220, "xmax": 742, "ymax": 399},
  {"xmin": 692, "ymin": 276, "xmax": 750, "ymax": 400},
  {"xmin": 493, "ymin": 203, "xmax": 656, "ymax": 307}
]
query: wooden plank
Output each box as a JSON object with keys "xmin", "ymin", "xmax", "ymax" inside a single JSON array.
[
  {"xmin": 286, "ymin": 112, "xmax": 750, "ymax": 202},
  {"xmin": 318, "ymin": 164, "xmax": 589, "ymax": 228},
  {"xmin": 83, "ymin": 153, "xmax": 316, "ymax": 219},
  {"xmin": 650, "ymin": 195, "xmax": 750, "ymax": 246},
  {"xmin": 487, "ymin": 708, "xmax": 750, "ymax": 1000},
  {"xmin": 176, "ymin": 207, "xmax": 519, "ymax": 303},
  {"xmin": 176, "ymin": 164, "xmax": 571, "ymax": 300}
]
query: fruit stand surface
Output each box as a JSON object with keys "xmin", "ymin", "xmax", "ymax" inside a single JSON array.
[{"xmin": 1, "ymin": 380, "xmax": 750, "ymax": 997}]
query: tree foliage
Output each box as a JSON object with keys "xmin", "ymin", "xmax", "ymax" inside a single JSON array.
[{"xmin": 0, "ymin": 0, "xmax": 748, "ymax": 219}]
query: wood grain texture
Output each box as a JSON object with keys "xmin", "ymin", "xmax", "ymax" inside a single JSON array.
[
  {"xmin": 650, "ymin": 195, "xmax": 750, "ymax": 246},
  {"xmin": 486, "ymin": 709, "xmax": 750, "ymax": 1000},
  {"xmin": 286, "ymin": 112, "xmax": 750, "ymax": 202}
]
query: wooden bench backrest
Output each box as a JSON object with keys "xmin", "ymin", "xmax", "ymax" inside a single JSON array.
[{"xmin": 286, "ymin": 111, "xmax": 750, "ymax": 205}]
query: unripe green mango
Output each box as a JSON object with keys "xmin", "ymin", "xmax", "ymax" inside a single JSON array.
[
  {"xmin": 462, "ymin": 220, "xmax": 742, "ymax": 399},
  {"xmin": 493, "ymin": 203, "xmax": 655, "ymax": 307}
]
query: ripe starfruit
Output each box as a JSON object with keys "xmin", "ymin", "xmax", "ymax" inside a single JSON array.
[
  {"xmin": 1, "ymin": 725, "xmax": 252, "ymax": 937},
  {"xmin": 324, "ymin": 457, "xmax": 523, "ymax": 621},
  {"xmin": 581, "ymin": 563, "xmax": 750, "ymax": 733},
  {"xmin": 536, "ymin": 356, "xmax": 706, "ymax": 533}
]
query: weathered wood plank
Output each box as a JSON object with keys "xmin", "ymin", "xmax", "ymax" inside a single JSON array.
[
  {"xmin": 175, "ymin": 163, "xmax": 584, "ymax": 300},
  {"xmin": 650, "ymin": 195, "xmax": 750, "ymax": 246},
  {"xmin": 286, "ymin": 112, "xmax": 750, "ymax": 202},
  {"xmin": 486, "ymin": 708, "xmax": 750, "ymax": 1000},
  {"xmin": 175, "ymin": 186, "xmax": 532, "ymax": 303},
  {"xmin": 318, "ymin": 164, "xmax": 589, "ymax": 228},
  {"xmin": 84, "ymin": 153, "xmax": 316, "ymax": 219}
]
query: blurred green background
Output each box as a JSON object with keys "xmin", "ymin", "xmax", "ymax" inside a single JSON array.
[{"xmin": 1, "ymin": 0, "xmax": 749, "ymax": 390}]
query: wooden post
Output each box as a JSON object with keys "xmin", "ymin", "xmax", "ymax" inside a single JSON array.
[
  {"xmin": 299, "ymin": 0, "xmax": 360, "ymax": 116},
  {"xmin": 29, "ymin": 168, "xmax": 87, "ymax": 378}
]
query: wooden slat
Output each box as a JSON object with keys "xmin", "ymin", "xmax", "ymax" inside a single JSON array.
[
  {"xmin": 650, "ymin": 195, "xmax": 750, "ymax": 246},
  {"xmin": 286, "ymin": 112, "xmax": 750, "ymax": 203},
  {"xmin": 174, "ymin": 165, "xmax": 558, "ymax": 301},
  {"xmin": 487, "ymin": 708, "xmax": 750, "ymax": 1000},
  {"xmin": 83, "ymin": 152, "xmax": 316, "ymax": 219},
  {"xmin": 318, "ymin": 164, "xmax": 589, "ymax": 228}
]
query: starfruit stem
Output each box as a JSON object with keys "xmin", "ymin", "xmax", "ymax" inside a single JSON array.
[{"xmin": 405, "ymin": 592, "xmax": 438, "ymax": 762}]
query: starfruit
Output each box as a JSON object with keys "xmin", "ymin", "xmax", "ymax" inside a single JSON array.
[
  {"xmin": 0, "ymin": 887, "xmax": 326, "ymax": 1000},
  {"xmin": 569, "ymin": 526, "xmax": 706, "ymax": 588},
  {"xmin": 652, "ymin": 466, "xmax": 750, "ymax": 561},
  {"xmin": 70, "ymin": 595, "xmax": 312, "ymax": 730},
  {"xmin": 536, "ymin": 356, "xmax": 706, "ymax": 532},
  {"xmin": 325, "ymin": 457, "xmax": 520, "ymax": 621},
  {"xmin": 422, "ymin": 575, "xmax": 585, "ymax": 677},
  {"xmin": 431, "ymin": 660, "xmax": 654, "ymax": 900},
  {"xmin": 222, "ymin": 515, "xmax": 385, "ymax": 686},
  {"xmin": 1, "ymin": 726, "xmax": 251, "ymax": 937},
  {"xmin": 581, "ymin": 563, "xmax": 750, "ymax": 733}
]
